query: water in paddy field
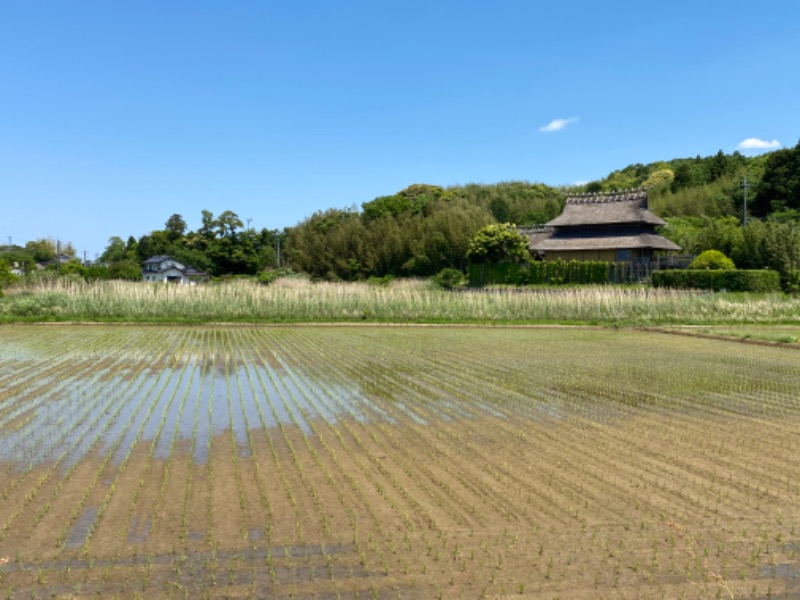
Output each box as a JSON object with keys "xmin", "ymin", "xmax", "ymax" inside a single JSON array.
[
  {"xmin": 0, "ymin": 353, "xmax": 383, "ymax": 469},
  {"xmin": 2, "ymin": 325, "xmax": 799, "ymax": 471}
]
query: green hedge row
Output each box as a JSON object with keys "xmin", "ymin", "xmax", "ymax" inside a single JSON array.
[
  {"xmin": 651, "ymin": 269, "xmax": 781, "ymax": 292},
  {"xmin": 469, "ymin": 259, "xmax": 611, "ymax": 286}
]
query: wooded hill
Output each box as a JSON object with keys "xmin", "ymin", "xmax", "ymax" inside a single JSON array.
[{"xmin": 286, "ymin": 142, "xmax": 800, "ymax": 281}]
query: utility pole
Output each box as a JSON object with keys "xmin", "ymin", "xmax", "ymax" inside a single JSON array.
[{"xmin": 741, "ymin": 174, "xmax": 749, "ymax": 226}]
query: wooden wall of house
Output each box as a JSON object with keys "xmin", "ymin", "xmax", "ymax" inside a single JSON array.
[
  {"xmin": 542, "ymin": 249, "xmax": 655, "ymax": 262},
  {"xmin": 544, "ymin": 250, "xmax": 617, "ymax": 262}
]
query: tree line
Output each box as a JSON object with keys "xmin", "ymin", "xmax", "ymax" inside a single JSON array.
[{"xmin": 2, "ymin": 142, "xmax": 799, "ymax": 287}]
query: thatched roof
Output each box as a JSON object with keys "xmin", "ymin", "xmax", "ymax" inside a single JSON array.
[
  {"xmin": 529, "ymin": 232, "xmax": 681, "ymax": 252},
  {"xmin": 547, "ymin": 189, "xmax": 665, "ymax": 227}
]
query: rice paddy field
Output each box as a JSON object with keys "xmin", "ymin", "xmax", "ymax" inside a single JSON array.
[{"xmin": 1, "ymin": 323, "xmax": 800, "ymax": 598}]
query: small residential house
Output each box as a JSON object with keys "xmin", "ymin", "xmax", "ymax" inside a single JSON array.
[
  {"xmin": 10, "ymin": 262, "xmax": 25, "ymax": 277},
  {"xmin": 142, "ymin": 256, "xmax": 208, "ymax": 284},
  {"xmin": 524, "ymin": 189, "xmax": 680, "ymax": 262}
]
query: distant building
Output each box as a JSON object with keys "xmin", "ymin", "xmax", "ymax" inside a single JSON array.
[
  {"xmin": 36, "ymin": 253, "xmax": 79, "ymax": 270},
  {"xmin": 10, "ymin": 261, "xmax": 25, "ymax": 277},
  {"xmin": 523, "ymin": 189, "xmax": 680, "ymax": 262},
  {"xmin": 142, "ymin": 256, "xmax": 208, "ymax": 284}
]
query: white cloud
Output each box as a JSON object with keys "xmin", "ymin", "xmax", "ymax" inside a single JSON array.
[
  {"xmin": 539, "ymin": 117, "xmax": 579, "ymax": 132},
  {"xmin": 737, "ymin": 137, "xmax": 782, "ymax": 150}
]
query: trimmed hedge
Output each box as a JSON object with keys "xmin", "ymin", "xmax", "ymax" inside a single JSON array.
[
  {"xmin": 651, "ymin": 269, "xmax": 781, "ymax": 292},
  {"xmin": 468, "ymin": 259, "xmax": 611, "ymax": 286}
]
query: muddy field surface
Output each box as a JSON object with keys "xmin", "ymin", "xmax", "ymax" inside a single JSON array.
[{"xmin": 0, "ymin": 324, "xmax": 799, "ymax": 598}]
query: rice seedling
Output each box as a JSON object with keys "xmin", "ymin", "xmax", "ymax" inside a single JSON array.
[{"xmin": 1, "ymin": 324, "xmax": 799, "ymax": 597}]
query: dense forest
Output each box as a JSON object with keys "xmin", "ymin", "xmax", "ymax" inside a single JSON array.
[
  {"xmin": 285, "ymin": 142, "xmax": 800, "ymax": 282},
  {"xmin": 2, "ymin": 142, "xmax": 799, "ymax": 285}
]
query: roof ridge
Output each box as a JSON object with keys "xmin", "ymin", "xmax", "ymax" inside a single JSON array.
[{"xmin": 566, "ymin": 188, "xmax": 648, "ymax": 205}]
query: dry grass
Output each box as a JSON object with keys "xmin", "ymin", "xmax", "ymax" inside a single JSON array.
[{"xmin": 3, "ymin": 277, "xmax": 800, "ymax": 325}]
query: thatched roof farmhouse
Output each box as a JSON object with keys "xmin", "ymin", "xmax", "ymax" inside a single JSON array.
[{"xmin": 523, "ymin": 189, "xmax": 680, "ymax": 262}]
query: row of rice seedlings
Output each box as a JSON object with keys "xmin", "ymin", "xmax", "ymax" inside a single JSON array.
[
  {"xmin": 0, "ymin": 341, "xmax": 124, "ymax": 499},
  {"xmin": 272, "ymin": 350, "xmax": 438, "ymax": 590},
  {"xmin": 531, "ymin": 339, "xmax": 800, "ymax": 515},
  {"xmin": 452, "ymin": 332, "xmax": 792, "ymax": 520},
  {"xmin": 50, "ymin": 330, "xmax": 180, "ymax": 556},
  {"xmin": 289, "ymin": 329, "xmax": 488, "ymax": 519},
  {"xmin": 91, "ymin": 331, "xmax": 197, "ymax": 582},
  {"xmin": 252, "ymin": 346, "xmax": 332, "ymax": 545},
  {"xmin": 179, "ymin": 343, "xmax": 210, "ymax": 549},
  {"xmin": 494, "ymin": 342, "xmax": 800, "ymax": 584},
  {"xmin": 378, "ymin": 360, "xmax": 615, "ymax": 526},
  {"xmin": 290, "ymin": 326, "xmax": 800, "ymax": 588},
  {"xmin": 293, "ymin": 329, "xmax": 598, "ymax": 589},
  {"xmin": 245, "ymin": 328, "xmax": 421, "ymax": 588},
  {"xmin": 277, "ymin": 329, "xmax": 496, "ymax": 576},
  {"xmin": 203, "ymin": 329, "xmax": 219, "ymax": 556},
  {"xmin": 148, "ymin": 351, "xmax": 198, "ymax": 546},
  {"xmin": 235, "ymin": 331, "xmax": 370, "ymax": 592},
  {"xmin": 231, "ymin": 342, "xmax": 306, "ymax": 587},
  {"xmin": 222, "ymin": 336, "xmax": 276, "ymax": 590},
  {"xmin": 243, "ymin": 329, "xmax": 398, "ymax": 578},
  {"xmin": 0, "ymin": 344, "xmax": 79, "ymax": 426},
  {"xmin": 295, "ymin": 328, "xmax": 551, "ymax": 525},
  {"xmin": 0, "ymin": 329, "xmax": 160, "ymax": 556},
  {"xmin": 0, "ymin": 334, "xmax": 122, "ymax": 463},
  {"xmin": 217, "ymin": 331, "xmax": 259, "ymax": 590}
]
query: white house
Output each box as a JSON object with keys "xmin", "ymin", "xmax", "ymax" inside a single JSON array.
[{"xmin": 142, "ymin": 255, "xmax": 208, "ymax": 284}]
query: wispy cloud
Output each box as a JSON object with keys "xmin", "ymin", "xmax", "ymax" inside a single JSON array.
[
  {"xmin": 737, "ymin": 137, "xmax": 781, "ymax": 150},
  {"xmin": 539, "ymin": 117, "xmax": 579, "ymax": 133}
]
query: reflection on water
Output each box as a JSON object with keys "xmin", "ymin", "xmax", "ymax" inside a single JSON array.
[{"xmin": 2, "ymin": 326, "xmax": 799, "ymax": 469}]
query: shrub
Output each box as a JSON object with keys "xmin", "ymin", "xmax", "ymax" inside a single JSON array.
[
  {"xmin": 257, "ymin": 268, "xmax": 297, "ymax": 285},
  {"xmin": 784, "ymin": 270, "xmax": 800, "ymax": 294},
  {"xmin": 367, "ymin": 275, "xmax": 395, "ymax": 287},
  {"xmin": 652, "ymin": 269, "xmax": 781, "ymax": 292},
  {"xmin": 689, "ymin": 250, "xmax": 735, "ymax": 270},
  {"xmin": 432, "ymin": 268, "xmax": 466, "ymax": 290}
]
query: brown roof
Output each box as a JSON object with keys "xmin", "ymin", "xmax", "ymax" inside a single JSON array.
[
  {"xmin": 530, "ymin": 232, "xmax": 681, "ymax": 252},
  {"xmin": 547, "ymin": 190, "xmax": 666, "ymax": 227}
]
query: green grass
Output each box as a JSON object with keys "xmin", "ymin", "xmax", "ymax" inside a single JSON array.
[
  {"xmin": 663, "ymin": 325, "xmax": 800, "ymax": 345},
  {"xmin": 1, "ymin": 276, "xmax": 800, "ymax": 325}
]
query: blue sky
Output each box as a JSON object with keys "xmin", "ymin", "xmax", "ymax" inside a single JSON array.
[{"xmin": 2, "ymin": 1, "xmax": 798, "ymax": 259}]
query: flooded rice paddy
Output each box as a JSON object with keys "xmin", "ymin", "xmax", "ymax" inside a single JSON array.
[{"xmin": 0, "ymin": 324, "xmax": 799, "ymax": 598}]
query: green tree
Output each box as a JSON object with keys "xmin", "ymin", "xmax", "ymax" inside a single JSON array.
[
  {"xmin": 25, "ymin": 239, "xmax": 58, "ymax": 263},
  {"xmin": 165, "ymin": 214, "xmax": 188, "ymax": 240},
  {"xmin": 689, "ymin": 250, "xmax": 735, "ymax": 270},
  {"xmin": 763, "ymin": 220, "xmax": 800, "ymax": 286},
  {"xmin": 215, "ymin": 210, "xmax": 244, "ymax": 239},
  {"xmin": 100, "ymin": 236, "xmax": 128, "ymax": 262},
  {"xmin": 467, "ymin": 223, "xmax": 531, "ymax": 264},
  {"xmin": 753, "ymin": 142, "xmax": 800, "ymax": 217},
  {"xmin": 108, "ymin": 259, "xmax": 143, "ymax": 280},
  {"xmin": 671, "ymin": 163, "xmax": 693, "ymax": 192},
  {"xmin": 0, "ymin": 260, "xmax": 17, "ymax": 294},
  {"xmin": 643, "ymin": 169, "xmax": 674, "ymax": 190}
]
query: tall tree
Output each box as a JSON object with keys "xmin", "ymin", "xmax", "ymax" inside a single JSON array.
[
  {"xmin": 752, "ymin": 142, "xmax": 800, "ymax": 217},
  {"xmin": 165, "ymin": 214, "xmax": 187, "ymax": 240}
]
